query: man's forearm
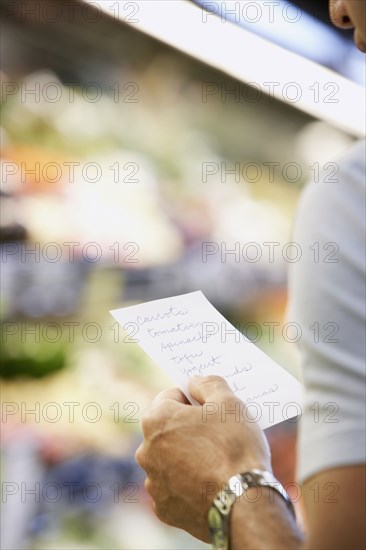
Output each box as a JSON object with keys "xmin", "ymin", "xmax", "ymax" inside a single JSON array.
[{"xmin": 231, "ymin": 487, "xmax": 304, "ymax": 550}]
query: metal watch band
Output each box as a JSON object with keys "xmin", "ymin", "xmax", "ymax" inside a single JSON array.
[
  {"xmin": 236, "ymin": 470, "xmax": 296, "ymax": 518},
  {"xmin": 208, "ymin": 469, "xmax": 295, "ymax": 550}
]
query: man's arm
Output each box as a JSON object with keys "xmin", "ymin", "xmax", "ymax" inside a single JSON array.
[
  {"xmin": 230, "ymin": 483, "xmax": 302, "ymax": 549},
  {"xmin": 303, "ymin": 465, "xmax": 366, "ymax": 550}
]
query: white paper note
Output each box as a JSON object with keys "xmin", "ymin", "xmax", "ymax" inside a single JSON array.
[{"xmin": 110, "ymin": 291, "xmax": 303, "ymax": 429}]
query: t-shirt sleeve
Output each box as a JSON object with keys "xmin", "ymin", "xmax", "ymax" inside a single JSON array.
[{"xmin": 287, "ymin": 139, "xmax": 366, "ymax": 483}]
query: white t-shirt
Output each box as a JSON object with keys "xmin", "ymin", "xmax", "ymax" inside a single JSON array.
[{"xmin": 287, "ymin": 139, "xmax": 366, "ymax": 483}]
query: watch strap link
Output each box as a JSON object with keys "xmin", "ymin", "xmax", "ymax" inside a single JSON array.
[
  {"xmin": 208, "ymin": 485, "xmax": 237, "ymax": 550},
  {"xmin": 237, "ymin": 470, "xmax": 295, "ymax": 516}
]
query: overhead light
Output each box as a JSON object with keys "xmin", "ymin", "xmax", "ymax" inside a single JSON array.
[{"xmin": 83, "ymin": 0, "xmax": 365, "ymax": 137}]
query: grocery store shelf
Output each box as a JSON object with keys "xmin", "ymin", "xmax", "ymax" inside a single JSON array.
[{"xmin": 85, "ymin": 0, "xmax": 365, "ymax": 137}]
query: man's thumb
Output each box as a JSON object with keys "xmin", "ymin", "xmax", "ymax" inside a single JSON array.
[{"xmin": 188, "ymin": 375, "xmax": 234, "ymax": 405}]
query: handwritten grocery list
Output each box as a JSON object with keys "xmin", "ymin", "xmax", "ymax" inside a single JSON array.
[{"xmin": 110, "ymin": 291, "xmax": 303, "ymax": 428}]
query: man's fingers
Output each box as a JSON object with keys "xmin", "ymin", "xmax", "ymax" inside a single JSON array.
[
  {"xmin": 188, "ymin": 375, "xmax": 234, "ymax": 405},
  {"xmin": 135, "ymin": 443, "xmax": 145, "ymax": 468},
  {"xmin": 152, "ymin": 387, "xmax": 190, "ymax": 406},
  {"xmin": 140, "ymin": 388, "xmax": 190, "ymax": 438}
]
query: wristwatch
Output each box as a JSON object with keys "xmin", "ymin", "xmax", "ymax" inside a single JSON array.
[{"xmin": 208, "ymin": 469, "xmax": 295, "ymax": 550}]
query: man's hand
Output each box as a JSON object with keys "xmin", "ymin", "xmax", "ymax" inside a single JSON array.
[{"xmin": 135, "ymin": 375, "xmax": 271, "ymax": 542}]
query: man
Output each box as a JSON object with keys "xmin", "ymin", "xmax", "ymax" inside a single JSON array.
[{"xmin": 136, "ymin": 1, "xmax": 366, "ymax": 548}]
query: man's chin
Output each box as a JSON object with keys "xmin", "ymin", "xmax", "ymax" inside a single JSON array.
[{"xmin": 354, "ymin": 29, "xmax": 366, "ymax": 52}]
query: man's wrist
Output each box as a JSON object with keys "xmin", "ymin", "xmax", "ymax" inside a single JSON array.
[
  {"xmin": 230, "ymin": 481, "xmax": 302, "ymax": 550},
  {"xmin": 208, "ymin": 470, "xmax": 295, "ymax": 550}
]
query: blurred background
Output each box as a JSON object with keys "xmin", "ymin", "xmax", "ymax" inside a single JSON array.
[{"xmin": 0, "ymin": 1, "xmax": 362, "ymax": 548}]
